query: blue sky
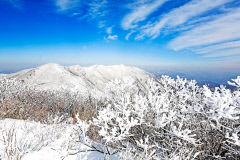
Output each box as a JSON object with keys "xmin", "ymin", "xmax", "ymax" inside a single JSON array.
[{"xmin": 0, "ymin": 0, "xmax": 240, "ymax": 72}]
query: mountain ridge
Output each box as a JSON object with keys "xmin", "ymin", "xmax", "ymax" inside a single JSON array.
[{"xmin": 0, "ymin": 63, "xmax": 152, "ymax": 95}]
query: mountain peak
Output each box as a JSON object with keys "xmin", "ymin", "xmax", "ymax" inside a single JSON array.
[{"xmin": 37, "ymin": 63, "xmax": 62, "ymax": 70}]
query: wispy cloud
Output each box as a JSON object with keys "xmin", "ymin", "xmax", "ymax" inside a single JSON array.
[
  {"xmin": 195, "ymin": 40, "xmax": 240, "ymax": 55},
  {"xmin": 125, "ymin": 30, "xmax": 136, "ymax": 40},
  {"xmin": 137, "ymin": 0, "xmax": 232, "ymax": 39},
  {"xmin": 169, "ymin": 7, "xmax": 240, "ymax": 53},
  {"xmin": 105, "ymin": 26, "xmax": 118, "ymax": 41},
  {"xmin": 106, "ymin": 27, "xmax": 112, "ymax": 34},
  {"xmin": 121, "ymin": 0, "xmax": 168, "ymax": 30},
  {"xmin": 55, "ymin": 0, "xmax": 108, "ymax": 19},
  {"xmin": 55, "ymin": 0, "xmax": 81, "ymax": 11},
  {"xmin": 204, "ymin": 48, "xmax": 240, "ymax": 58},
  {"xmin": 88, "ymin": 0, "xmax": 108, "ymax": 19},
  {"xmin": 104, "ymin": 35, "xmax": 118, "ymax": 41},
  {"xmin": 55, "ymin": 0, "xmax": 111, "ymax": 38}
]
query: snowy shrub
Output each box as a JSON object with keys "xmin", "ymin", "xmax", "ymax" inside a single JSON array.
[{"xmin": 90, "ymin": 76, "xmax": 240, "ymax": 159}]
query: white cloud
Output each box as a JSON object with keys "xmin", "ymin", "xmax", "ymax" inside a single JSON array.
[
  {"xmin": 125, "ymin": 31, "xmax": 136, "ymax": 40},
  {"xmin": 98, "ymin": 21, "xmax": 106, "ymax": 28},
  {"xmin": 88, "ymin": 0, "xmax": 108, "ymax": 19},
  {"xmin": 204, "ymin": 48, "xmax": 240, "ymax": 58},
  {"xmin": 195, "ymin": 40, "xmax": 240, "ymax": 54},
  {"xmin": 105, "ymin": 26, "xmax": 119, "ymax": 41},
  {"xmin": 138, "ymin": 0, "xmax": 232, "ymax": 39},
  {"xmin": 55, "ymin": 0, "xmax": 81, "ymax": 11},
  {"xmin": 55, "ymin": 0, "xmax": 108, "ymax": 30},
  {"xmin": 104, "ymin": 35, "xmax": 118, "ymax": 41},
  {"xmin": 121, "ymin": 0, "xmax": 168, "ymax": 30},
  {"xmin": 106, "ymin": 27, "xmax": 112, "ymax": 34},
  {"xmin": 55, "ymin": 0, "xmax": 107, "ymax": 18},
  {"xmin": 105, "ymin": 27, "xmax": 118, "ymax": 41},
  {"xmin": 169, "ymin": 7, "xmax": 240, "ymax": 51}
]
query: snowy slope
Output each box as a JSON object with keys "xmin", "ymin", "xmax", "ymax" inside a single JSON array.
[
  {"xmin": 0, "ymin": 63, "xmax": 151, "ymax": 94},
  {"xmin": 0, "ymin": 118, "xmax": 115, "ymax": 160}
]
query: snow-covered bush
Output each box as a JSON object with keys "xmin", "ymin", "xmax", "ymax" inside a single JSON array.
[{"xmin": 91, "ymin": 76, "xmax": 240, "ymax": 159}]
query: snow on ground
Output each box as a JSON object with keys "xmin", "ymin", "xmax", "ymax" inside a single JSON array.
[
  {"xmin": 23, "ymin": 146, "xmax": 110, "ymax": 160},
  {"xmin": 0, "ymin": 118, "xmax": 114, "ymax": 160}
]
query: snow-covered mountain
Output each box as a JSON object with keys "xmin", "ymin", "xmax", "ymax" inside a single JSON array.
[{"xmin": 0, "ymin": 63, "xmax": 151, "ymax": 93}]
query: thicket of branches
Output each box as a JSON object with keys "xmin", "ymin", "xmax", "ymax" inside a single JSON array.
[{"xmin": 0, "ymin": 78, "xmax": 99, "ymax": 123}]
